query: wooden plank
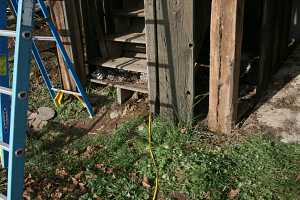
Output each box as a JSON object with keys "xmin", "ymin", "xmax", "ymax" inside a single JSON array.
[
  {"xmin": 257, "ymin": 0, "xmax": 276, "ymax": 97},
  {"xmin": 107, "ymin": 32, "xmax": 146, "ymax": 44},
  {"xmin": 90, "ymin": 57, "xmax": 147, "ymax": 73},
  {"xmin": 278, "ymin": 1, "xmax": 292, "ymax": 63},
  {"xmin": 112, "ymin": 8, "xmax": 145, "ymax": 17},
  {"xmin": 48, "ymin": 0, "xmax": 86, "ymax": 90},
  {"xmin": 271, "ymin": 0, "xmax": 282, "ymax": 73},
  {"xmin": 145, "ymin": 0, "xmax": 195, "ymax": 122},
  {"xmin": 90, "ymin": 79, "xmax": 148, "ymax": 93},
  {"xmin": 145, "ymin": 0, "xmax": 159, "ymax": 114},
  {"xmin": 208, "ymin": 0, "xmax": 245, "ymax": 134},
  {"xmin": 89, "ymin": 0, "xmax": 109, "ymax": 59}
]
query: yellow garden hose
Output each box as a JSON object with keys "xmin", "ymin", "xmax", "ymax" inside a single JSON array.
[{"xmin": 148, "ymin": 114, "xmax": 159, "ymax": 200}]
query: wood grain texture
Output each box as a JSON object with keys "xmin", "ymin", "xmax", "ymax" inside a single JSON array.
[
  {"xmin": 208, "ymin": 0, "xmax": 245, "ymax": 134},
  {"xmin": 91, "ymin": 57, "xmax": 147, "ymax": 73},
  {"xmin": 146, "ymin": 0, "xmax": 195, "ymax": 122}
]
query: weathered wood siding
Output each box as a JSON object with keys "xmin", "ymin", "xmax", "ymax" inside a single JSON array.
[{"xmin": 145, "ymin": 0, "xmax": 211, "ymax": 122}]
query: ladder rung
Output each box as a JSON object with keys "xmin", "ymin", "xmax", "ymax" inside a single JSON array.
[
  {"xmin": 0, "ymin": 30, "xmax": 55, "ymax": 41},
  {"xmin": 0, "ymin": 194, "xmax": 7, "ymax": 200},
  {"xmin": 0, "ymin": 141, "xmax": 9, "ymax": 152},
  {"xmin": 0, "ymin": 86, "xmax": 12, "ymax": 96},
  {"xmin": 0, "ymin": 29, "xmax": 15, "ymax": 37},
  {"xmin": 52, "ymin": 88, "xmax": 82, "ymax": 96},
  {"xmin": 33, "ymin": 36, "xmax": 56, "ymax": 41}
]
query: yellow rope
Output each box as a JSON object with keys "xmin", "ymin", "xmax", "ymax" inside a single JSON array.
[{"xmin": 148, "ymin": 114, "xmax": 159, "ymax": 200}]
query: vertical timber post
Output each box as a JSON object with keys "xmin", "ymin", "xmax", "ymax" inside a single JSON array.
[
  {"xmin": 208, "ymin": 0, "xmax": 245, "ymax": 134},
  {"xmin": 145, "ymin": 0, "xmax": 195, "ymax": 123}
]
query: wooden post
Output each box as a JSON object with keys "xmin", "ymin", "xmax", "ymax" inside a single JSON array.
[
  {"xmin": 48, "ymin": 0, "xmax": 86, "ymax": 91},
  {"xmin": 208, "ymin": 0, "xmax": 245, "ymax": 134},
  {"xmin": 145, "ymin": 0, "xmax": 211, "ymax": 123}
]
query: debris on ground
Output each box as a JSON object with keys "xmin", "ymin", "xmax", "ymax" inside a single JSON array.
[
  {"xmin": 109, "ymin": 110, "xmax": 121, "ymax": 120},
  {"xmin": 28, "ymin": 107, "xmax": 55, "ymax": 131}
]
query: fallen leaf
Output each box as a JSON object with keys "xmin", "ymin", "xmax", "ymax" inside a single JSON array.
[
  {"xmin": 71, "ymin": 177, "xmax": 79, "ymax": 185},
  {"xmin": 74, "ymin": 171, "xmax": 83, "ymax": 180},
  {"xmin": 55, "ymin": 168, "xmax": 68, "ymax": 178},
  {"xmin": 296, "ymin": 175, "xmax": 300, "ymax": 182},
  {"xmin": 228, "ymin": 189, "xmax": 240, "ymax": 199},
  {"xmin": 180, "ymin": 128, "xmax": 188, "ymax": 134},
  {"xmin": 96, "ymin": 163, "xmax": 105, "ymax": 169},
  {"xmin": 79, "ymin": 182, "xmax": 86, "ymax": 192},
  {"xmin": 23, "ymin": 190, "xmax": 31, "ymax": 200},
  {"xmin": 142, "ymin": 176, "xmax": 151, "ymax": 188},
  {"xmin": 105, "ymin": 168, "xmax": 114, "ymax": 174}
]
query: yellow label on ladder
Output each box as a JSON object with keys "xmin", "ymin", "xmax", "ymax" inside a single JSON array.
[{"xmin": 0, "ymin": 56, "xmax": 7, "ymax": 76}]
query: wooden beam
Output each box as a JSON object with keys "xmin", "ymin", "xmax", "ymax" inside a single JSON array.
[
  {"xmin": 48, "ymin": 0, "xmax": 86, "ymax": 91},
  {"xmin": 145, "ymin": 0, "xmax": 210, "ymax": 123},
  {"xmin": 208, "ymin": 0, "xmax": 245, "ymax": 134},
  {"xmin": 145, "ymin": 0, "xmax": 194, "ymax": 122}
]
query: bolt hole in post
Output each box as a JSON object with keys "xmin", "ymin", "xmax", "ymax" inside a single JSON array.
[{"xmin": 189, "ymin": 43, "xmax": 193, "ymax": 48}]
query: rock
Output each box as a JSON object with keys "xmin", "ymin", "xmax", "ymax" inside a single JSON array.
[
  {"xmin": 110, "ymin": 111, "xmax": 120, "ymax": 119},
  {"xmin": 37, "ymin": 107, "xmax": 55, "ymax": 121},
  {"xmin": 28, "ymin": 111, "xmax": 37, "ymax": 121},
  {"xmin": 131, "ymin": 92, "xmax": 139, "ymax": 100},
  {"xmin": 138, "ymin": 124, "xmax": 144, "ymax": 131},
  {"xmin": 31, "ymin": 118, "xmax": 48, "ymax": 131}
]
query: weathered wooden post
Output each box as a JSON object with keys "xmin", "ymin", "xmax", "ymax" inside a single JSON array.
[
  {"xmin": 208, "ymin": 0, "xmax": 245, "ymax": 134},
  {"xmin": 145, "ymin": 0, "xmax": 211, "ymax": 123}
]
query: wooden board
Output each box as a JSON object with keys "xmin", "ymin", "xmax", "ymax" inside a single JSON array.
[
  {"xmin": 90, "ymin": 57, "xmax": 147, "ymax": 73},
  {"xmin": 90, "ymin": 79, "xmax": 148, "ymax": 94},
  {"xmin": 208, "ymin": 0, "xmax": 245, "ymax": 134},
  {"xmin": 47, "ymin": 0, "xmax": 86, "ymax": 90},
  {"xmin": 145, "ymin": 0, "xmax": 194, "ymax": 122},
  {"xmin": 106, "ymin": 32, "xmax": 146, "ymax": 44},
  {"xmin": 257, "ymin": 0, "xmax": 276, "ymax": 97},
  {"xmin": 112, "ymin": 9, "xmax": 145, "ymax": 17}
]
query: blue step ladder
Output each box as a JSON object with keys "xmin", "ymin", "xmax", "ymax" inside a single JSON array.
[{"xmin": 0, "ymin": 0, "xmax": 95, "ymax": 199}]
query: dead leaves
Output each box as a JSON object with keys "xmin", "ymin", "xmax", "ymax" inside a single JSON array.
[
  {"xmin": 22, "ymin": 169, "xmax": 89, "ymax": 199},
  {"xmin": 228, "ymin": 188, "xmax": 240, "ymax": 199},
  {"xmin": 95, "ymin": 163, "xmax": 114, "ymax": 175},
  {"xmin": 296, "ymin": 174, "xmax": 300, "ymax": 182},
  {"xmin": 55, "ymin": 168, "xmax": 68, "ymax": 178},
  {"xmin": 84, "ymin": 145, "xmax": 104, "ymax": 158},
  {"xmin": 142, "ymin": 176, "xmax": 151, "ymax": 188}
]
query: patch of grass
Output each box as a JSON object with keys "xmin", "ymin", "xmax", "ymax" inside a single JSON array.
[{"xmin": 2, "ymin": 117, "xmax": 297, "ymax": 199}]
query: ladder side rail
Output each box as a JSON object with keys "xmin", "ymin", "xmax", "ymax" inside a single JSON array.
[
  {"xmin": 37, "ymin": 0, "xmax": 95, "ymax": 117},
  {"xmin": 32, "ymin": 42, "xmax": 56, "ymax": 100},
  {"xmin": 7, "ymin": 0, "xmax": 35, "ymax": 199},
  {"xmin": 0, "ymin": 0, "xmax": 10, "ymax": 169}
]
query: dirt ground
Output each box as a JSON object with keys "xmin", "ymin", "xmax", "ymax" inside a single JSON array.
[{"xmin": 242, "ymin": 45, "xmax": 300, "ymax": 143}]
